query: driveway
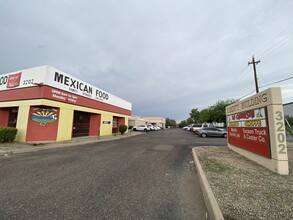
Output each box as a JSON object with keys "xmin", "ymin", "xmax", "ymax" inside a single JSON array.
[{"xmin": 0, "ymin": 129, "xmax": 227, "ymax": 219}]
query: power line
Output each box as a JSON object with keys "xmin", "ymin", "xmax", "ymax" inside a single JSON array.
[
  {"xmin": 257, "ymin": 68, "xmax": 268, "ymax": 86},
  {"xmin": 264, "ymin": 64, "xmax": 293, "ymax": 75},
  {"xmin": 238, "ymin": 75, "xmax": 293, "ymax": 100},
  {"xmin": 227, "ymin": 65, "xmax": 249, "ymax": 85},
  {"xmin": 255, "ymin": 22, "xmax": 293, "ymax": 57},
  {"xmin": 259, "ymin": 76, "xmax": 293, "ymax": 88},
  {"xmin": 238, "ymin": 89, "xmax": 256, "ymax": 100},
  {"xmin": 259, "ymin": 33, "xmax": 293, "ymax": 59}
]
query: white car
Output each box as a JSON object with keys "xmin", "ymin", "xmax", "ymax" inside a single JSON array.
[
  {"xmin": 183, "ymin": 125, "xmax": 192, "ymax": 130},
  {"xmin": 132, "ymin": 125, "xmax": 150, "ymax": 132},
  {"xmin": 147, "ymin": 124, "xmax": 155, "ymax": 131},
  {"xmin": 153, "ymin": 125, "xmax": 161, "ymax": 130}
]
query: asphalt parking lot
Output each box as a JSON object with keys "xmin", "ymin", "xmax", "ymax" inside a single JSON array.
[{"xmin": 0, "ymin": 129, "xmax": 227, "ymax": 219}]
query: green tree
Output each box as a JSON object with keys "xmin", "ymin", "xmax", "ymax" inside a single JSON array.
[
  {"xmin": 186, "ymin": 117, "xmax": 194, "ymax": 124},
  {"xmin": 185, "ymin": 99, "xmax": 237, "ymax": 124},
  {"xmin": 179, "ymin": 120, "xmax": 188, "ymax": 128},
  {"xmin": 199, "ymin": 108, "xmax": 212, "ymax": 123},
  {"xmin": 166, "ymin": 118, "xmax": 176, "ymax": 127},
  {"xmin": 209, "ymin": 99, "xmax": 236, "ymax": 123},
  {"xmin": 189, "ymin": 108, "xmax": 200, "ymax": 123}
]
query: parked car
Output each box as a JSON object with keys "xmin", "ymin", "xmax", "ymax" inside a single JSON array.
[
  {"xmin": 153, "ymin": 125, "xmax": 161, "ymax": 130},
  {"xmin": 132, "ymin": 125, "xmax": 150, "ymax": 132},
  {"xmin": 147, "ymin": 124, "xmax": 155, "ymax": 131},
  {"xmin": 197, "ymin": 127, "xmax": 227, "ymax": 138},
  {"xmin": 183, "ymin": 125, "xmax": 192, "ymax": 130},
  {"xmin": 191, "ymin": 124, "xmax": 209, "ymax": 133}
]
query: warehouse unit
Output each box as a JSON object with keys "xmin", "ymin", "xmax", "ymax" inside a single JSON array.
[
  {"xmin": 128, "ymin": 116, "xmax": 165, "ymax": 128},
  {"xmin": 0, "ymin": 66, "xmax": 132, "ymax": 142},
  {"xmin": 144, "ymin": 117, "xmax": 166, "ymax": 128},
  {"xmin": 128, "ymin": 116, "xmax": 146, "ymax": 127},
  {"xmin": 284, "ymin": 102, "xmax": 293, "ymax": 117}
]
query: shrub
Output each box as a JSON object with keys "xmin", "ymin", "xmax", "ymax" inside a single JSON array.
[
  {"xmin": 128, "ymin": 126, "xmax": 133, "ymax": 130},
  {"xmin": 0, "ymin": 127, "xmax": 18, "ymax": 143},
  {"xmin": 119, "ymin": 125, "xmax": 128, "ymax": 135}
]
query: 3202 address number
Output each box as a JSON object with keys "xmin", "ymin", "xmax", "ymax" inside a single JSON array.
[{"xmin": 275, "ymin": 111, "xmax": 286, "ymax": 154}]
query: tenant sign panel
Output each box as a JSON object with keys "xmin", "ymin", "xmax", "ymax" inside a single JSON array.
[
  {"xmin": 226, "ymin": 87, "xmax": 289, "ymax": 175},
  {"xmin": 227, "ymin": 107, "xmax": 270, "ymax": 158}
]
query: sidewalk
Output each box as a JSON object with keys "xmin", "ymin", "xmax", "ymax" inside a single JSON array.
[{"xmin": 0, "ymin": 131, "xmax": 144, "ymax": 156}]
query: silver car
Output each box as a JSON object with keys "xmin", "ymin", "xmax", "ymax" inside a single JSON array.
[{"xmin": 197, "ymin": 127, "xmax": 227, "ymax": 138}]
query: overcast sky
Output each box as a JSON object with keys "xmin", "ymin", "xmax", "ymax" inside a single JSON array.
[{"xmin": 1, "ymin": 1, "xmax": 293, "ymax": 121}]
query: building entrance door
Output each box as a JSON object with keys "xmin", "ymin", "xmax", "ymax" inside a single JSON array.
[
  {"xmin": 112, "ymin": 117, "xmax": 118, "ymax": 133},
  {"xmin": 72, "ymin": 111, "xmax": 90, "ymax": 137},
  {"xmin": 8, "ymin": 108, "xmax": 18, "ymax": 127},
  {"xmin": 0, "ymin": 107, "xmax": 18, "ymax": 127}
]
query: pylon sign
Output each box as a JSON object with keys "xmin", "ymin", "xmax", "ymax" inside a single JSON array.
[{"xmin": 226, "ymin": 87, "xmax": 289, "ymax": 175}]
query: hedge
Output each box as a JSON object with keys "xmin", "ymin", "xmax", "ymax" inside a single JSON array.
[
  {"xmin": 119, "ymin": 125, "xmax": 128, "ymax": 135},
  {"xmin": 0, "ymin": 127, "xmax": 18, "ymax": 143}
]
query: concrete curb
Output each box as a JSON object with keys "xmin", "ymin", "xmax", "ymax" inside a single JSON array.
[{"xmin": 192, "ymin": 148, "xmax": 224, "ymax": 220}]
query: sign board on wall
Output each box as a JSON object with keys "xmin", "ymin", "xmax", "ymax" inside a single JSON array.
[
  {"xmin": 226, "ymin": 87, "xmax": 289, "ymax": 175},
  {"xmin": 227, "ymin": 107, "xmax": 270, "ymax": 158},
  {"xmin": 0, "ymin": 65, "xmax": 131, "ymax": 111}
]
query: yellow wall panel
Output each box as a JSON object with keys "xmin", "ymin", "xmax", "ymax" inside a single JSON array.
[
  {"xmin": 15, "ymin": 105, "xmax": 30, "ymax": 142},
  {"xmin": 100, "ymin": 114, "xmax": 113, "ymax": 136},
  {"xmin": 56, "ymin": 108, "xmax": 74, "ymax": 141}
]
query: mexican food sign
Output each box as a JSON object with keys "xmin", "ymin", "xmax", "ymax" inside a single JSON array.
[
  {"xmin": 0, "ymin": 65, "xmax": 131, "ymax": 111},
  {"xmin": 226, "ymin": 88, "xmax": 289, "ymax": 175}
]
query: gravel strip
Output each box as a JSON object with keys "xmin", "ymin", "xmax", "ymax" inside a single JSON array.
[{"xmin": 194, "ymin": 144, "xmax": 293, "ymax": 220}]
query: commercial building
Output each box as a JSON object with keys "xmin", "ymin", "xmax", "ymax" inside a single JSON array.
[
  {"xmin": 128, "ymin": 116, "xmax": 165, "ymax": 128},
  {"xmin": 144, "ymin": 117, "xmax": 166, "ymax": 128},
  {"xmin": 284, "ymin": 102, "xmax": 293, "ymax": 117},
  {"xmin": 128, "ymin": 116, "xmax": 146, "ymax": 127},
  {"xmin": 0, "ymin": 66, "xmax": 132, "ymax": 142}
]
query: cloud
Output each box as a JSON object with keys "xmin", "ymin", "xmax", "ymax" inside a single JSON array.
[{"xmin": 1, "ymin": 0, "xmax": 293, "ymax": 121}]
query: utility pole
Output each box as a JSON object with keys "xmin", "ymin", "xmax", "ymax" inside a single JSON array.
[{"xmin": 248, "ymin": 56, "xmax": 261, "ymax": 93}]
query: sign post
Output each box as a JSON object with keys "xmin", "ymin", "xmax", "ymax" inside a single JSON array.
[{"xmin": 226, "ymin": 87, "xmax": 289, "ymax": 175}]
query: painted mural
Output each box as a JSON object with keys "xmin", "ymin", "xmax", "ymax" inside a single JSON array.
[{"xmin": 30, "ymin": 108, "xmax": 58, "ymax": 126}]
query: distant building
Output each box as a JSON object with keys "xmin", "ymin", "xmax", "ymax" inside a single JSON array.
[
  {"xmin": 128, "ymin": 116, "xmax": 146, "ymax": 127},
  {"xmin": 284, "ymin": 102, "xmax": 293, "ymax": 117},
  {"xmin": 128, "ymin": 116, "xmax": 166, "ymax": 128},
  {"xmin": 144, "ymin": 117, "xmax": 166, "ymax": 128}
]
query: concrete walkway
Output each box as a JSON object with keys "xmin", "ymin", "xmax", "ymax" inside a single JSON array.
[{"xmin": 0, "ymin": 131, "xmax": 144, "ymax": 156}]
